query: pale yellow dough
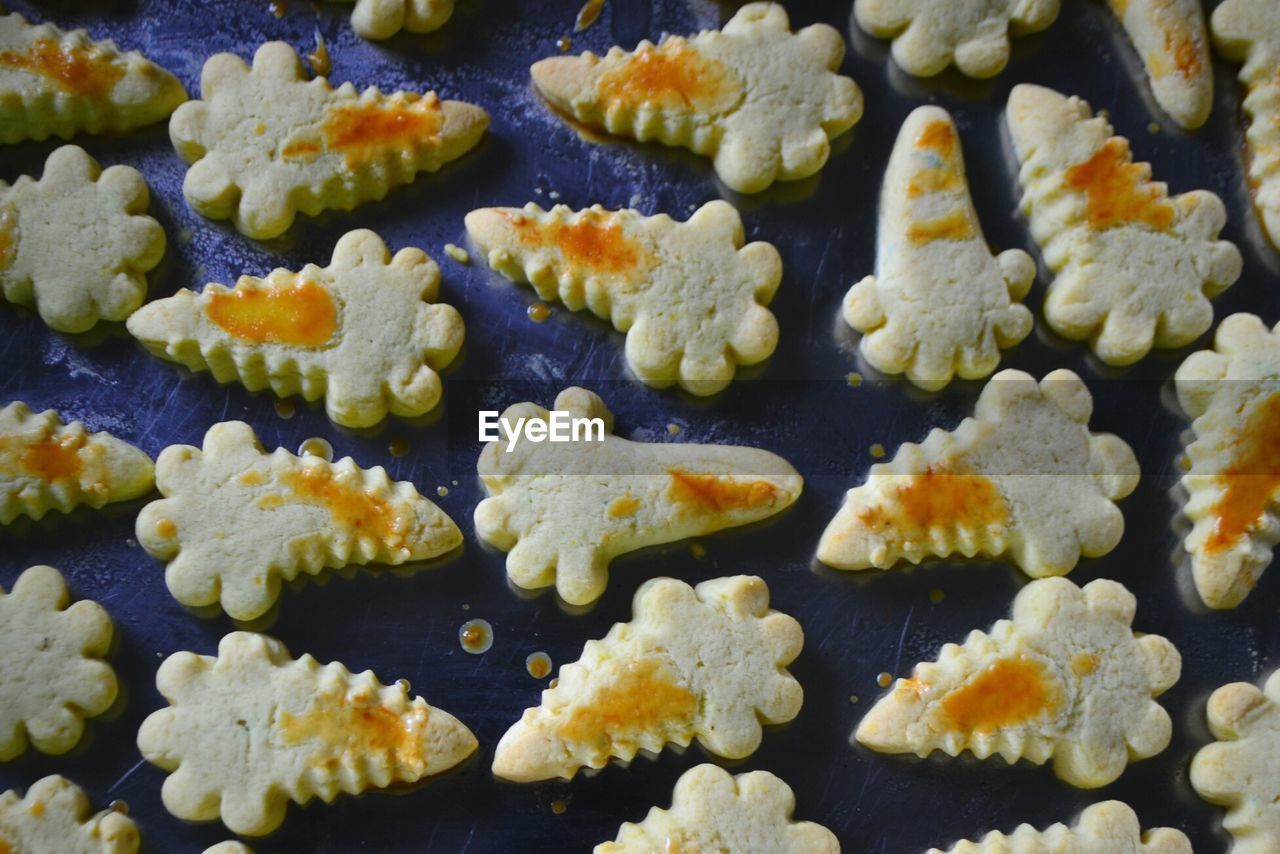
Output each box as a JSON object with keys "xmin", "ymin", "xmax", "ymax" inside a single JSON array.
[
  {"xmin": 931, "ymin": 800, "xmax": 1190, "ymax": 853},
  {"xmin": 0, "ymin": 775, "xmax": 139, "ymax": 854},
  {"xmin": 1106, "ymin": 0, "xmax": 1213, "ymax": 129},
  {"xmin": 330, "ymin": 0, "xmax": 454, "ymax": 39}
]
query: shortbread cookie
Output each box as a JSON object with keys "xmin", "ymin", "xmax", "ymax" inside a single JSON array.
[
  {"xmin": 843, "ymin": 106, "xmax": 1034, "ymax": 390},
  {"xmin": 204, "ymin": 845, "xmax": 253, "ymax": 854},
  {"xmin": 0, "ymin": 775, "xmax": 139, "ymax": 854},
  {"xmin": 817, "ymin": 369, "xmax": 1138, "ymax": 576},
  {"xmin": 492, "ymin": 575, "xmax": 802, "ymax": 782},
  {"xmin": 856, "ymin": 577, "xmax": 1180, "ymax": 788},
  {"xmin": 137, "ymin": 631, "xmax": 477, "ymax": 836},
  {"xmin": 466, "ymin": 201, "xmax": 780, "ymax": 395},
  {"xmin": 1, "ymin": 145, "xmax": 165, "ymax": 333},
  {"xmin": 1106, "ymin": 0, "xmax": 1212, "ymax": 129},
  {"xmin": 1007, "ymin": 84, "xmax": 1241, "ymax": 365},
  {"xmin": 475, "ymin": 387, "xmax": 802, "ymax": 606},
  {"xmin": 330, "ymin": 0, "xmax": 454, "ymax": 39},
  {"xmin": 136, "ymin": 421, "xmax": 461, "ymax": 621},
  {"xmin": 930, "ymin": 801, "xmax": 1191, "ymax": 853},
  {"xmin": 853, "ymin": 0, "xmax": 1060, "ymax": 78},
  {"xmin": 530, "ymin": 3, "xmax": 862, "ymax": 194},
  {"xmin": 127, "ymin": 229, "xmax": 463, "ymax": 428},
  {"xmin": 0, "ymin": 565, "xmax": 116, "ymax": 760},
  {"xmin": 0, "ymin": 401, "xmax": 154, "ymax": 525},
  {"xmin": 1175, "ymin": 313, "xmax": 1280, "ymax": 609},
  {"xmin": 169, "ymin": 41, "xmax": 488, "ymax": 239},
  {"xmin": 596, "ymin": 764, "xmax": 838, "ymax": 854},
  {"xmin": 0, "ymin": 12, "xmax": 185, "ymax": 144}
]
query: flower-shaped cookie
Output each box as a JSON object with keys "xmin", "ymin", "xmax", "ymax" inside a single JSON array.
[
  {"xmin": 136, "ymin": 421, "xmax": 461, "ymax": 621},
  {"xmin": 856, "ymin": 577, "xmax": 1181, "ymax": 788},
  {"xmin": 492, "ymin": 575, "xmax": 803, "ymax": 782},
  {"xmin": 843, "ymin": 106, "xmax": 1034, "ymax": 390},
  {"xmin": 817, "ymin": 369, "xmax": 1139, "ymax": 577},
  {"xmin": 0, "ymin": 775, "xmax": 140, "ymax": 854},
  {"xmin": 466, "ymin": 201, "xmax": 780, "ymax": 395},
  {"xmin": 1107, "ymin": 0, "xmax": 1212, "ymax": 129},
  {"xmin": 137, "ymin": 631, "xmax": 477, "ymax": 836},
  {"xmin": 204, "ymin": 845, "xmax": 252, "ymax": 854},
  {"xmin": 329, "ymin": 0, "xmax": 454, "ymax": 39},
  {"xmin": 931, "ymin": 801, "xmax": 1190, "ymax": 853},
  {"xmin": 475, "ymin": 387, "xmax": 802, "ymax": 606},
  {"xmin": 1007, "ymin": 84, "xmax": 1241, "ymax": 365},
  {"xmin": 169, "ymin": 41, "xmax": 488, "ymax": 239},
  {"xmin": 530, "ymin": 3, "xmax": 863, "ymax": 194},
  {"xmin": 127, "ymin": 229, "xmax": 464, "ymax": 428}
]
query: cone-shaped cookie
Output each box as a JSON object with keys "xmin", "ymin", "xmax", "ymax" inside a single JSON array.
[
  {"xmin": 1106, "ymin": 0, "xmax": 1212, "ymax": 129},
  {"xmin": 930, "ymin": 801, "xmax": 1190, "ymax": 853},
  {"xmin": 0, "ymin": 775, "xmax": 140, "ymax": 853},
  {"xmin": 330, "ymin": 0, "xmax": 453, "ymax": 39}
]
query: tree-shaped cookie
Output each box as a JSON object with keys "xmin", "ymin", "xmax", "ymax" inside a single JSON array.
[
  {"xmin": 530, "ymin": 2, "xmax": 863, "ymax": 194},
  {"xmin": 596, "ymin": 764, "xmax": 838, "ymax": 854},
  {"xmin": 475, "ymin": 387, "xmax": 802, "ymax": 606},
  {"xmin": 0, "ymin": 565, "xmax": 116, "ymax": 760},
  {"xmin": 0, "ymin": 12, "xmax": 186, "ymax": 144},
  {"xmin": 0, "ymin": 775, "xmax": 140, "ymax": 854},
  {"xmin": 136, "ymin": 421, "xmax": 461, "ymax": 621},
  {"xmin": 1, "ymin": 145, "xmax": 165, "ymax": 333},
  {"xmin": 169, "ymin": 41, "xmax": 488, "ymax": 239},
  {"xmin": 930, "ymin": 801, "xmax": 1191, "ymax": 853},
  {"xmin": 137, "ymin": 631, "xmax": 477, "ymax": 836},
  {"xmin": 127, "ymin": 229, "xmax": 464, "ymax": 428},
  {"xmin": 1106, "ymin": 0, "xmax": 1213, "ymax": 130},
  {"xmin": 0, "ymin": 401, "xmax": 154, "ymax": 525},
  {"xmin": 328, "ymin": 0, "xmax": 453, "ymax": 39},
  {"xmin": 466, "ymin": 201, "xmax": 780, "ymax": 395},
  {"xmin": 1006, "ymin": 84, "xmax": 1241, "ymax": 365},
  {"xmin": 843, "ymin": 106, "xmax": 1034, "ymax": 390},
  {"xmin": 856, "ymin": 577, "xmax": 1180, "ymax": 788},
  {"xmin": 817, "ymin": 369, "xmax": 1139, "ymax": 577},
  {"xmin": 492, "ymin": 576, "xmax": 803, "ymax": 782},
  {"xmin": 853, "ymin": 0, "xmax": 1061, "ymax": 78}
]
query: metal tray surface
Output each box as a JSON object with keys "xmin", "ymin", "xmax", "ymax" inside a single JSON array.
[{"xmin": 1, "ymin": 0, "xmax": 1278, "ymax": 851}]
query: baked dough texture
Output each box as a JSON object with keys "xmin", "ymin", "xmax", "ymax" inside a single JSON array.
[
  {"xmin": 466, "ymin": 200, "xmax": 780, "ymax": 396},
  {"xmin": 137, "ymin": 631, "xmax": 477, "ymax": 836},
  {"xmin": 843, "ymin": 106, "xmax": 1034, "ymax": 390},
  {"xmin": 817, "ymin": 369, "xmax": 1139, "ymax": 577},
  {"xmin": 1106, "ymin": 0, "xmax": 1212, "ymax": 129},
  {"xmin": 330, "ymin": 0, "xmax": 454, "ymax": 39},
  {"xmin": 203, "ymin": 844, "xmax": 253, "ymax": 854},
  {"xmin": 136, "ymin": 421, "xmax": 461, "ymax": 621},
  {"xmin": 930, "ymin": 800, "xmax": 1191, "ymax": 853},
  {"xmin": 856, "ymin": 577, "xmax": 1180, "ymax": 789},
  {"xmin": 0, "ymin": 775, "xmax": 139, "ymax": 854},
  {"xmin": 126, "ymin": 229, "xmax": 464, "ymax": 428},
  {"xmin": 530, "ymin": 3, "xmax": 862, "ymax": 194},
  {"xmin": 475, "ymin": 387, "xmax": 802, "ymax": 606},
  {"xmin": 596, "ymin": 764, "xmax": 838, "ymax": 854},
  {"xmin": 492, "ymin": 575, "xmax": 803, "ymax": 782},
  {"xmin": 1007, "ymin": 84, "xmax": 1241, "ymax": 365},
  {"xmin": 169, "ymin": 41, "xmax": 488, "ymax": 239}
]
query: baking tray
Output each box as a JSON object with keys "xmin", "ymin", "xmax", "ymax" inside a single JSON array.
[{"xmin": 2, "ymin": 0, "xmax": 1277, "ymax": 850}]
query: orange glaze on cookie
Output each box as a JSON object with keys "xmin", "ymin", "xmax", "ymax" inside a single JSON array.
[
  {"xmin": 284, "ymin": 95, "xmax": 444, "ymax": 168},
  {"xmin": 1071, "ymin": 652, "xmax": 1099, "ymax": 676},
  {"xmin": 0, "ymin": 838, "xmax": 11, "ymax": 854},
  {"xmin": 560, "ymin": 657, "xmax": 696, "ymax": 751},
  {"xmin": 1206, "ymin": 392, "xmax": 1280, "ymax": 554},
  {"xmin": 507, "ymin": 209, "xmax": 650, "ymax": 278},
  {"xmin": 279, "ymin": 692, "xmax": 428, "ymax": 775},
  {"xmin": 279, "ymin": 466, "xmax": 410, "ymax": 547},
  {"xmin": 597, "ymin": 40, "xmax": 741, "ymax": 114},
  {"xmin": 0, "ymin": 209, "xmax": 15, "ymax": 269},
  {"xmin": 607, "ymin": 495, "xmax": 641, "ymax": 518},
  {"xmin": 667, "ymin": 470, "xmax": 778, "ymax": 513},
  {"xmin": 207, "ymin": 279, "xmax": 337, "ymax": 347},
  {"xmin": 940, "ymin": 656, "xmax": 1059, "ymax": 733},
  {"xmin": 1163, "ymin": 28, "xmax": 1202, "ymax": 79},
  {"xmin": 1063, "ymin": 138, "xmax": 1175, "ymax": 231},
  {"xmin": 0, "ymin": 433, "xmax": 86, "ymax": 482},
  {"xmin": 0, "ymin": 39, "xmax": 125, "ymax": 100},
  {"xmin": 906, "ymin": 209, "xmax": 974, "ymax": 243},
  {"xmin": 857, "ymin": 465, "xmax": 1008, "ymax": 540},
  {"xmin": 916, "ymin": 120, "xmax": 958, "ymax": 159}
]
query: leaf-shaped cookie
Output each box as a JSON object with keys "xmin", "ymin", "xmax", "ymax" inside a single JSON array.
[
  {"xmin": 475, "ymin": 387, "xmax": 802, "ymax": 606},
  {"xmin": 1106, "ymin": 0, "xmax": 1212, "ymax": 130},
  {"xmin": 530, "ymin": 2, "xmax": 863, "ymax": 194},
  {"xmin": 466, "ymin": 200, "xmax": 780, "ymax": 395},
  {"xmin": 0, "ymin": 401, "xmax": 154, "ymax": 525},
  {"xmin": 843, "ymin": 106, "xmax": 1034, "ymax": 390},
  {"xmin": 0, "ymin": 12, "xmax": 185, "ymax": 144},
  {"xmin": 596, "ymin": 764, "xmax": 838, "ymax": 854},
  {"xmin": 492, "ymin": 575, "xmax": 803, "ymax": 782},
  {"xmin": 127, "ymin": 229, "xmax": 464, "ymax": 428},
  {"xmin": 137, "ymin": 631, "xmax": 477, "ymax": 836},
  {"xmin": 169, "ymin": 41, "xmax": 488, "ymax": 239},
  {"xmin": 0, "ymin": 775, "xmax": 139, "ymax": 854},
  {"xmin": 136, "ymin": 421, "xmax": 461, "ymax": 621},
  {"xmin": 856, "ymin": 577, "xmax": 1180, "ymax": 788},
  {"xmin": 817, "ymin": 369, "xmax": 1139, "ymax": 577},
  {"xmin": 328, "ymin": 0, "xmax": 454, "ymax": 39},
  {"xmin": 0, "ymin": 565, "xmax": 116, "ymax": 760},
  {"xmin": 1007, "ymin": 84, "xmax": 1241, "ymax": 365},
  {"xmin": 930, "ymin": 800, "xmax": 1190, "ymax": 853}
]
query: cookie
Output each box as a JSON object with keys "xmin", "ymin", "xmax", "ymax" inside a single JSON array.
[
  {"xmin": 1106, "ymin": 0, "xmax": 1212, "ymax": 129},
  {"xmin": 465, "ymin": 200, "xmax": 780, "ymax": 396},
  {"xmin": 126, "ymin": 229, "xmax": 464, "ymax": 428},
  {"xmin": 475, "ymin": 387, "xmax": 802, "ymax": 606},
  {"xmin": 853, "ymin": 0, "xmax": 1060, "ymax": 78},
  {"xmin": 817, "ymin": 369, "xmax": 1139, "ymax": 577},
  {"xmin": 1006, "ymin": 84, "xmax": 1241, "ymax": 365},
  {"xmin": 492, "ymin": 575, "xmax": 803, "ymax": 782},
  {"xmin": 169, "ymin": 41, "xmax": 488, "ymax": 239},
  {"xmin": 137, "ymin": 631, "xmax": 477, "ymax": 836},
  {"xmin": 203, "ymin": 845, "xmax": 252, "ymax": 854},
  {"xmin": 843, "ymin": 106, "xmax": 1034, "ymax": 390},
  {"xmin": 330, "ymin": 0, "xmax": 453, "ymax": 39},
  {"xmin": 856, "ymin": 577, "xmax": 1180, "ymax": 789},
  {"xmin": 930, "ymin": 801, "xmax": 1190, "ymax": 853},
  {"xmin": 0, "ymin": 775, "xmax": 139, "ymax": 854},
  {"xmin": 530, "ymin": 3, "xmax": 862, "ymax": 194},
  {"xmin": 1, "ymin": 145, "xmax": 165, "ymax": 333},
  {"xmin": 0, "ymin": 565, "xmax": 116, "ymax": 760},
  {"xmin": 136, "ymin": 421, "xmax": 461, "ymax": 621},
  {"xmin": 0, "ymin": 401, "xmax": 154, "ymax": 525},
  {"xmin": 596, "ymin": 764, "xmax": 838, "ymax": 854}
]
